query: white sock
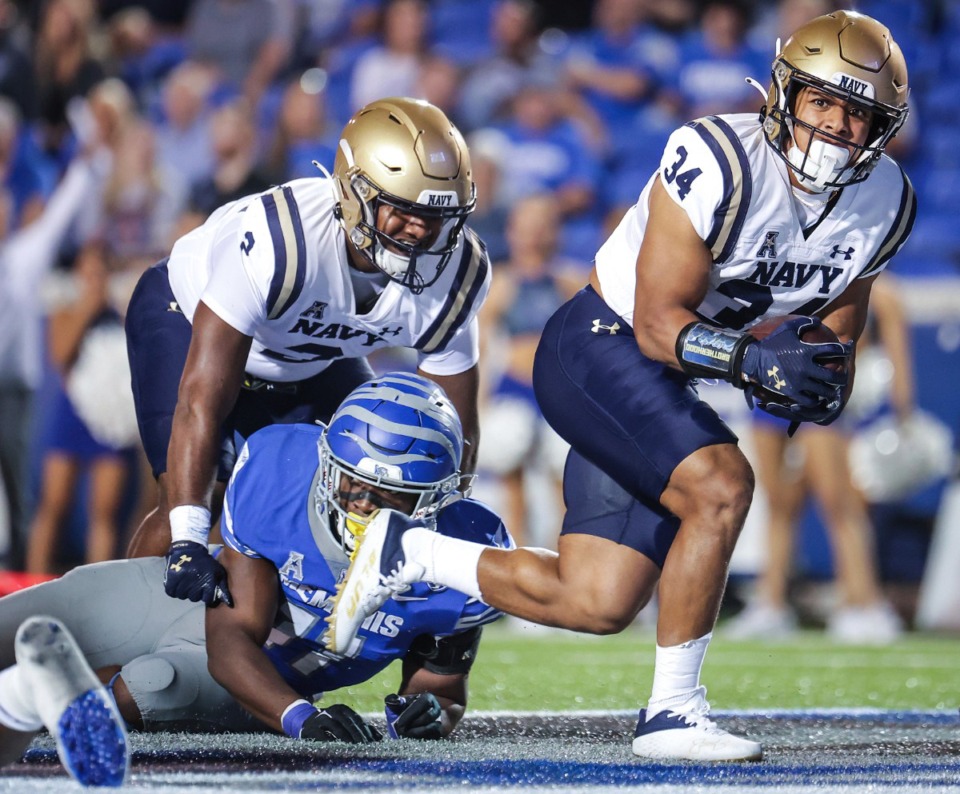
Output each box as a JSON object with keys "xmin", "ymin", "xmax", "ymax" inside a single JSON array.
[
  {"xmin": 401, "ymin": 527, "xmax": 484, "ymax": 600},
  {"xmin": 0, "ymin": 666, "xmax": 43, "ymax": 732},
  {"xmin": 647, "ymin": 632, "xmax": 713, "ymax": 718}
]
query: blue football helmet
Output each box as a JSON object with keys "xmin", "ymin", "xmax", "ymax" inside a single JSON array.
[{"xmin": 317, "ymin": 372, "xmax": 464, "ymax": 552}]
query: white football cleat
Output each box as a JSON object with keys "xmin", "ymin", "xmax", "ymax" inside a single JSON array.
[
  {"xmin": 15, "ymin": 616, "xmax": 130, "ymax": 787},
  {"xmin": 632, "ymin": 688, "xmax": 762, "ymax": 762},
  {"xmin": 324, "ymin": 509, "xmax": 425, "ymax": 655}
]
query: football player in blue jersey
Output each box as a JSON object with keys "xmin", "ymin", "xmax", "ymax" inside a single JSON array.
[
  {"xmin": 0, "ymin": 373, "xmax": 509, "ymax": 787},
  {"xmin": 328, "ymin": 12, "xmax": 915, "ymax": 762},
  {"xmin": 123, "ymin": 97, "xmax": 489, "ymax": 609}
]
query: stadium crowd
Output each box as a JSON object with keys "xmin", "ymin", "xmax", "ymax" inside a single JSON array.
[{"xmin": 0, "ymin": 0, "xmax": 956, "ymax": 627}]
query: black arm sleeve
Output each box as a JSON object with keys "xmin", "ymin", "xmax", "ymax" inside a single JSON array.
[{"xmin": 406, "ymin": 628, "xmax": 483, "ymax": 676}]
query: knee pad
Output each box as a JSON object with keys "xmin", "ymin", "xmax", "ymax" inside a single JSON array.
[{"xmin": 120, "ymin": 652, "xmax": 241, "ymax": 732}]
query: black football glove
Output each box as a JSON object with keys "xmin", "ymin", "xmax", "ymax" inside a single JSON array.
[
  {"xmin": 384, "ymin": 693, "xmax": 444, "ymax": 740},
  {"xmin": 740, "ymin": 316, "xmax": 851, "ymax": 411},
  {"xmin": 301, "ymin": 704, "xmax": 381, "ymax": 743},
  {"xmin": 164, "ymin": 540, "xmax": 233, "ymax": 607}
]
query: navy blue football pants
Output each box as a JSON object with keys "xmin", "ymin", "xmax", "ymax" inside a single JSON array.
[{"xmin": 533, "ymin": 286, "xmax": 738, "ymax": 567}]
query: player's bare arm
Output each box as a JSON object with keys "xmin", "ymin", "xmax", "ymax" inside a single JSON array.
[
  {"xmin": 816, "ymin": 273, "xmax": 877, "ymax": 401},
  {"xmin": 425, "ymin": 366, "xmax": 480, "ymax": 477},
  {"xmin": 630, "ymin": 176, "xmax": 713, "ymax": 367},
  {"xmin": 395, "ymin": 655, "xmax": 468, "ymax": 739},
  {"xmin": 205, "ymin": 547, "xmax": 284, "ymax": 730},
  {"xmin": 167, "ymin": 303, "xmax": 253, "ymax": 521}
]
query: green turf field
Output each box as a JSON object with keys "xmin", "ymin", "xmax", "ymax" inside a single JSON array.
[{"xmin": 340, "ymin": 623, "xmax": 960, "ymax": 713}]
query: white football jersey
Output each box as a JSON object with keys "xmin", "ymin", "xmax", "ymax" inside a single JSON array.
[
  {"xmin": 596, "ymin": 114, "xmax": 915, "ymax": 330},
  {"xmin": 166, "ymin": 178, "xmax": 490, "ymax": 382}
]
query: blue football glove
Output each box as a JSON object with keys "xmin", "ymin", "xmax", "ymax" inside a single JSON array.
[
  {"xmin": 740, "ymin": 316, "xmax": 851, "ymax": 412},
  {"xmin": 300, "ymin": 705, "xmax": 381, "ymax": 744},
  {"xmin": 384, "ymin": 693, "xmax": 444, "ymax": 740},
  {"xmin": 163, "ymin": 541, "xmax": 233, "ymax": 607}
]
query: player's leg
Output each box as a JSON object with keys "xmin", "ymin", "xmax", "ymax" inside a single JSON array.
[
  {"xmin": 531, "ymin": 287, "xmax": 760, "ymax": 760},
  {"xmin": 124, "ymin": 260, "xmax": 192, "ymax": 557},
  {"xmin": 7, "ymin": 616, "xmax": 129, "ymax": 786}
]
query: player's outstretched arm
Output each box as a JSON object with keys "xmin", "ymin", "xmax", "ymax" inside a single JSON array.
[
  {"xmin": 206, "ymin": 547, "xmax": 379, "ymax": 743},
  {"xmin": 425, "ymin": 365, "xmax": 480, "ymax": 479},
  {"xmin": 164, "ymin": 304, "xmax": 252, "ymax": 604},
  {"xmin": 387, "ymin": 632, "xmax": 477, "ymax": 739}
]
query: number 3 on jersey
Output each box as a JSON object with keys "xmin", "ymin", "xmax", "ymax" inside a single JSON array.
[{"xmin": 663, "ymin": 146, "xmax": 702, "ymax": 200}]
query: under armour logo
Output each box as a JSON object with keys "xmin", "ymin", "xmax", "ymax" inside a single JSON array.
[
  {"xmin": 830, "ymin": 244, "xmax": 855, "ymax": 260},
  {"xmin": 767, "ymin": 366, "xmax": 787, "ymax": 392},
  {"xmin": 591, "ymin": 319, "xmax": 620, "ymax": 335},
  {"xmin": 169, "ymin": 554, "xmax": 192, "ymax": 572},
  {"xmin": 380, "ymin": 325, "xmax": 403, "ymax": 337},
  {"xmin": 756, "ymin": 231, "xmax": 780, "ymax": 259}
]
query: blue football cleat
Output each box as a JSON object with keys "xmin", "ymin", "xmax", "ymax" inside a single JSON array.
[
  {"xmin": 632, "ymin": 688, "xmax": 762, "ymax": 761},
  {"xmin": 325, "ymin": 509, "xmax": 425, "ymax": 655},
  {"xmin": 15, "ymin": 616, "xmax": 130, "ymax": 787}
]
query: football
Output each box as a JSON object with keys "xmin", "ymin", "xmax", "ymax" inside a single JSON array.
[{"xmin": 748, "ymin": 315, "xmax": 847, "ymax": 373}]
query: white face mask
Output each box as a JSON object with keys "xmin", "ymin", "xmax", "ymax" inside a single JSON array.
[{"xmin": 787, "ymin": 138, "xmax": 850, "ymax": 193}]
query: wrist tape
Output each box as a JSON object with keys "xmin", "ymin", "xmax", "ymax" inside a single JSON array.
[
  {"xmin": 281, "ymin": 699, "xmax": 317, "ymax": 738},
  {"xmin": 676, "ymin": 322, "xmax": 754, "ymax": 385},
  {"xmin": 169, "ymin": 505, "xmax": 211, "ymax": 546}
]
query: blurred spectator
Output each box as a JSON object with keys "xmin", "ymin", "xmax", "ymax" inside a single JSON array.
[
  {"xmin": 89, "ymin": 79, "xmax": 179, "ymax": 271},
  {"xmin": 727, "ymin": 277, "xmax": 914, "ymax": 644},
  {"xmin": 429, "ymin": 0, "xmax": 497, "ymax": 68},
  {"xmin": 184, "ymin": 0, "xmax": 295, "ymax": 107},
  {"xmin": 0, "ymin": 122, "xmax": 110, "ymax": 569},
  {"xmin": 469, "ymin": 76, "xmax": 604, "ymax": 261},
  {"xmin": 102, "ymin": 7, "xmax": 187, "ymax": 109},
  {"xmin": 412, "ymin": 54, "xmax": 463, "ymax": 121},
  {"xmin": 561, "ymin": 0, "xmax": 677, "ymax": 145},
  {"xmin": 263, "ymin": 75, "xmax": 338, "ymax": 183},
  {"xmin": 349, "ymin": 0, "xmax": 430, "ymax": 111},
  {"xmin": 32, "ymin": 0, "xmax": 106, "ymax": 165},
  {"xmin": 26, "ymin": 240, "xmax": 138, "ymax": 573},
  {"xmin": 663, "ymin": 0, "xmax": 768, "ymax": 120},
  {"xmin": 176, "ymin": 98, "xmax": 271, "ymax": 235},
  {"xmin": 457, "ymin": 0, "xmax": 555, "ymax": 132},
  {"xmin": 98, "ymin": 0, "xmax": 194, "ymax": 30},
  {"xmin": 152, "ymin": 61, "xmax": 218, "ymax": 216},
  {"xmin": 0, "ymin": 0, "xmax": 37, "ymax": 120},
  {"xmin": 0, "ymin": 98, "xmax": 46, "ymax": 229},
  {"xmin": 293, "ymin": 0, "xmax": 381, "ymax": 64},
  {"xmin": 477, "ymin": 194, "xmax": 582, "ymax": 548}
]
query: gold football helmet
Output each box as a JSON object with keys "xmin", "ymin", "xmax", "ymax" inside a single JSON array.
[
  {"xmin": 332, "ymin": 97, "xmax": 476, "ymax": 291},
  {"xmin": 762, "ymin": 11, "xmax": 908, "ymax": 191}
]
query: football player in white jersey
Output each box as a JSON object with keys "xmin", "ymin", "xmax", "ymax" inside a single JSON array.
[
  {"xmin": 326, "ymin": 12, "xmax": 915, "ymax": 761},
  {"xmin": 0, "ymin": 373, "xmax": 509, "ymax": 787},
  {"xmin": 124, "ymin": 98, "xmax": 490, "ymax": 608}
]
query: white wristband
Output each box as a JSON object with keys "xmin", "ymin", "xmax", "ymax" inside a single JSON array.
[{"xmin": 169, "ymin": 505, "xmax": 211, "ymax": 546}]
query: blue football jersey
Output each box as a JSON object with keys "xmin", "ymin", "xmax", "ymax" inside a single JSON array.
[{"xmin": 221, "ymin": 423, "xmax": 510, "ymax": 700}]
